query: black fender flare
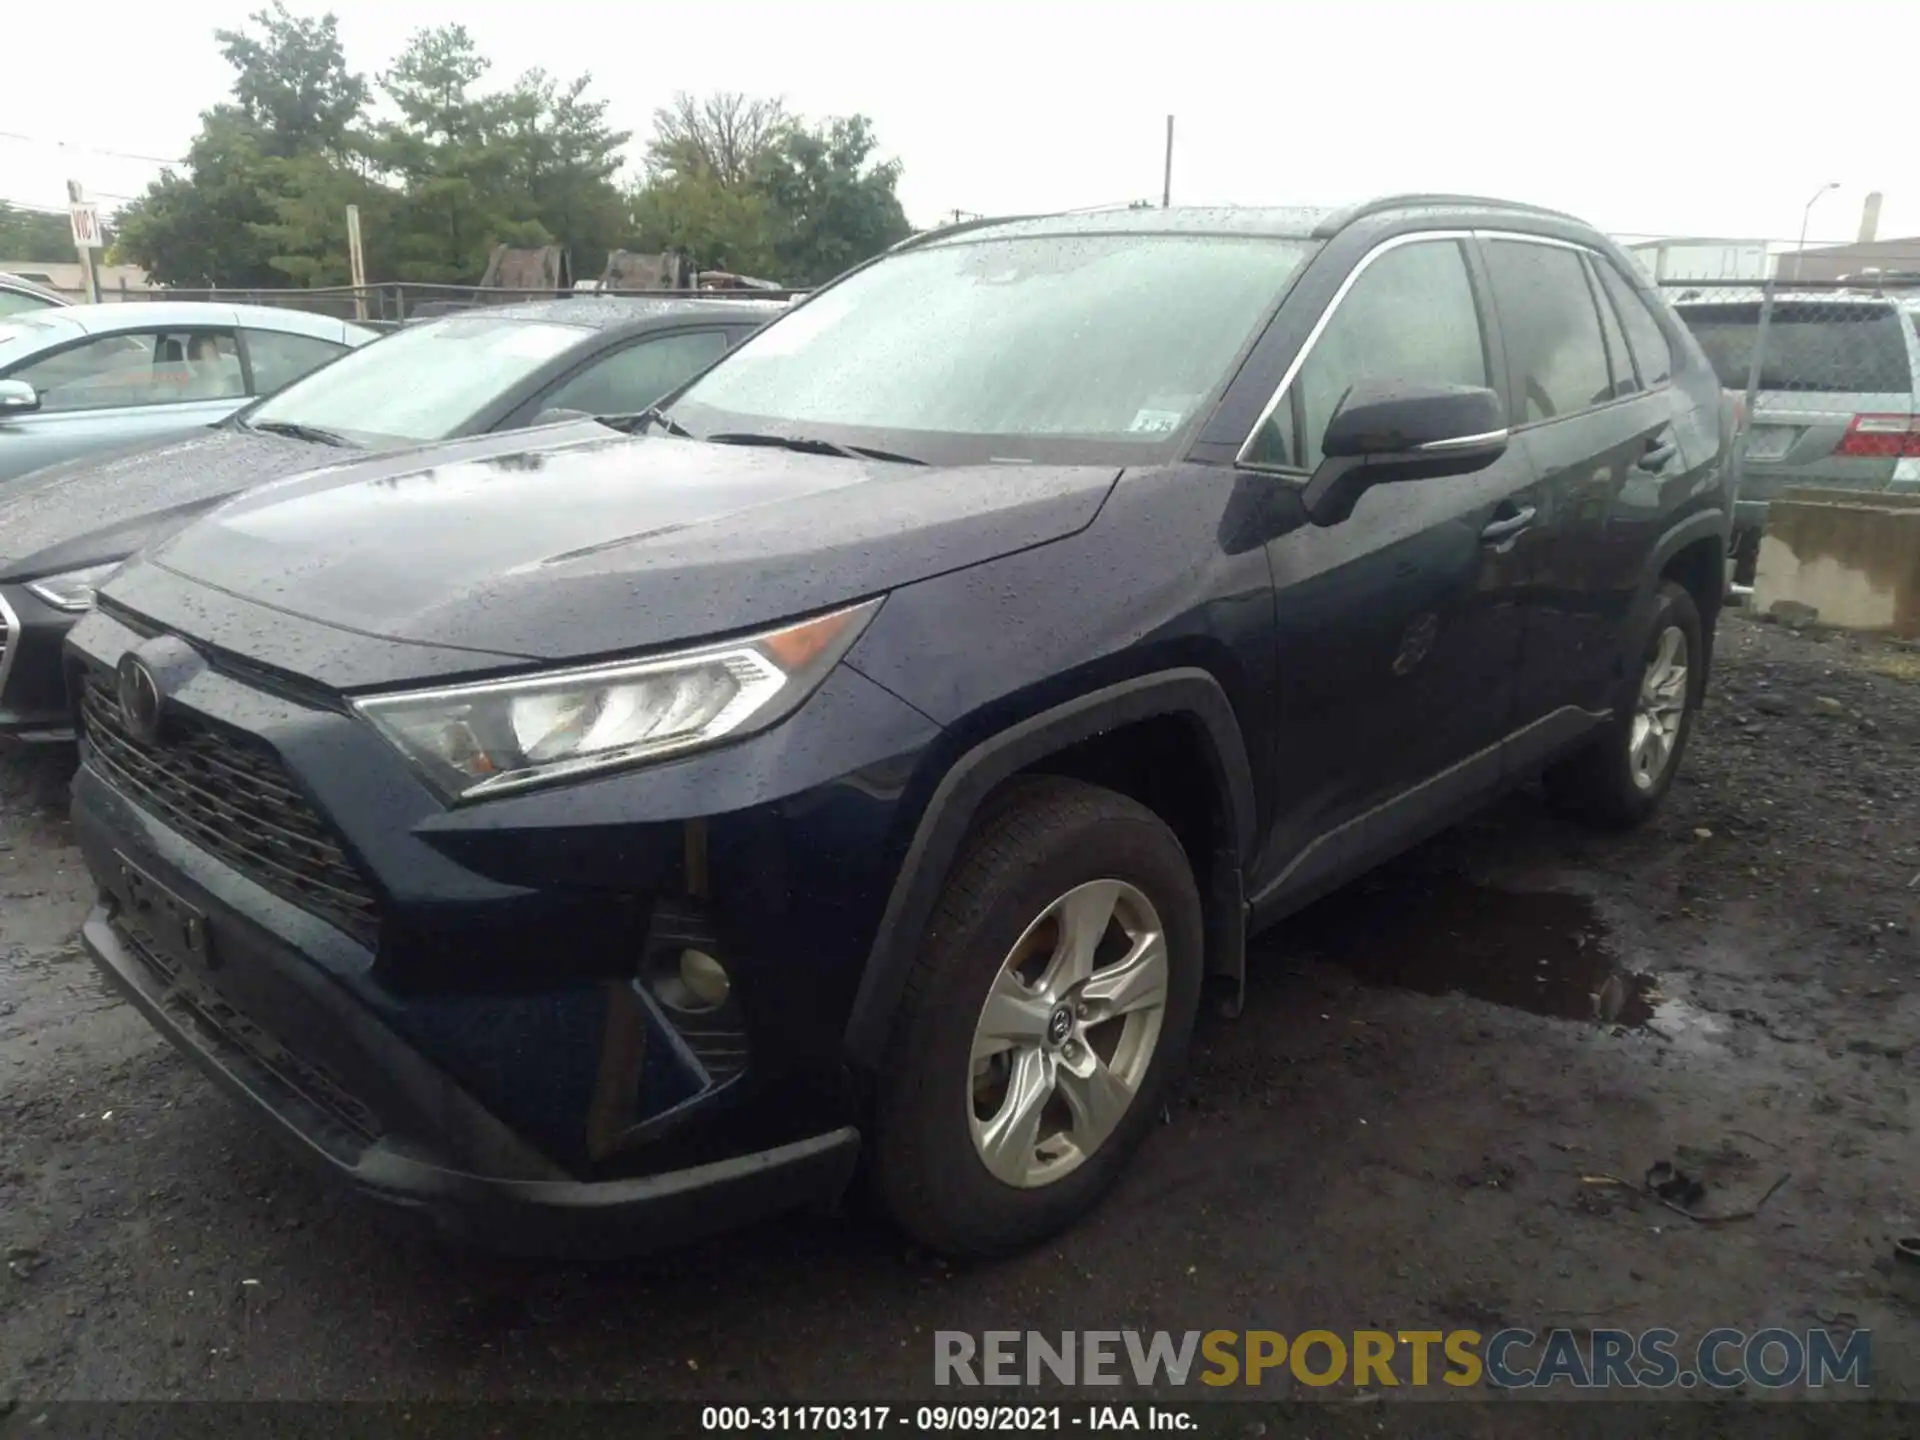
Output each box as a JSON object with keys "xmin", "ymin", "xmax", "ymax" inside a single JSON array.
[
  {"xmin": 1625, "ymin": 507, "xmax": 1730, "ymax": 686},
  {"xmin": 841, "ymin": 668, "xmax": 1257, "ymax": 1069},
  {"xmin": 1640, "ymin": 507, "xmax": 1731, "ymax": 604}
]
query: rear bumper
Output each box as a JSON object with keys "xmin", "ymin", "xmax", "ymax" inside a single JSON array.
[{"xmin": 81, "ymin": 902, "xmax": 861, "ymax": 1255}]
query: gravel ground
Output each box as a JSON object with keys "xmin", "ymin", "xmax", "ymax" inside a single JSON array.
[{"xmin": 1, "ymin": 611, "xmax": 1916, "ymax": 1405}]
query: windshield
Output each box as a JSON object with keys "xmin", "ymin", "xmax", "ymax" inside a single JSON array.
[
  {"xmin": 245, "ymin": 315, "xmax": 588, "ymax": 444},
  {"xmin": 1678, "ymin": 301, "xmax": 1914, "ymax": 394},
  {"xmin": 670, "ymin": 232, "xmax": 1315, "ymax": 462}
]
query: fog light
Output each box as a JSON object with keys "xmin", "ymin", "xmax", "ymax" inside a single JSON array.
[
  {"xmin": 678, "ymin": 948, "xmax": 731, "ymax": 1010},
  {"xmin": 648, "ymin": 944, "xmax": 732, "ymax": 1014}
]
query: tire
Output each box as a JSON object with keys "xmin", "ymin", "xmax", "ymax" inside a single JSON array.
[
  {"xmin": 1544, "ymin": 580, "xmax": 1705, "ymax": 829},
  {"xmin": 872, "ymin": 777, "xmax": 1204, "ymax": 1258}
]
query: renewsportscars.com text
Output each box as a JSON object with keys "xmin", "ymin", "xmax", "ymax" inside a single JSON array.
[{"xmin": 934, "ymin": 1328, "xmax": 1871, "ymax": 1390}]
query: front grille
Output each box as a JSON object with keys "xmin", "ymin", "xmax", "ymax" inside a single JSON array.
[{"xmin": 79, "ymin": 669, "xmax": 380, "ymax": 948}]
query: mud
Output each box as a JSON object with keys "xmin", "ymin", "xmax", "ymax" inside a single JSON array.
[{"xmin": 1, "ymin": 611, "xmax": 1916, "ymax": 1403}]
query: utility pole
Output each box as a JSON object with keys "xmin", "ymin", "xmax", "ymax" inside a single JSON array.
[
  {"xmin": 344, "ymin": 204, "xmax": 368, "ymax": 321},
  {"xmin": 66, "ymin": 180, "xmax": 102, "ymax": 304},
  {"xmin": 1162, "ymin": 115, "xmax": 1174, "ymax": 209}
]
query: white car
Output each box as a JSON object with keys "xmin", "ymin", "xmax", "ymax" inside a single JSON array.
[{"xmin": 0, "ymin": 301, "xmax": 375, "ymax": 483}]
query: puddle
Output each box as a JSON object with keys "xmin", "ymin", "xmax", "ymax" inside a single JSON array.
[{"xmin": 1284, "ymin": 873, "xmax": 1659, "ymax": 1027}]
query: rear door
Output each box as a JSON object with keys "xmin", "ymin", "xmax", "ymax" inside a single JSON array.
[
  {"xmin": 1678, "ymin": 297, "xmax": 1917, "ymax": 502},
  {"xmin": 1481, "ymin": 235, "xmax": 1688, "ymax": 730}
]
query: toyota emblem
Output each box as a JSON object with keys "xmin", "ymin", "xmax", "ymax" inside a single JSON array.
[{"xmin": 116, "ymin": 653, "xmax": 166, "ymax": 744}]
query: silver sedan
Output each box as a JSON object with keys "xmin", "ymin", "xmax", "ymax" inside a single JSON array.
[{"xmin": 0, "ymin": 301, "xmax": 375, "ymax": 483}]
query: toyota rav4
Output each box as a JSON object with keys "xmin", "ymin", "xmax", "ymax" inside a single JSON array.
[{"xmin": 66, "ymin": 196, "xmax": 1734, "ymax": 1258}]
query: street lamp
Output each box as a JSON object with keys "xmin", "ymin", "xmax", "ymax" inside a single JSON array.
[{"xmin": 1792, "ymin": 182, "xmax": 1840, "ymax": 281}]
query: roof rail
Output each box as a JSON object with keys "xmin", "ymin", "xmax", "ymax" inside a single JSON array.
[
  {"xmin": 1312, "ymin": 193, "xmax": 1588, "ymax": 238},
  {"xmin": 892, "ymin": 213, "xmax": 1039, "ymax": 252}
]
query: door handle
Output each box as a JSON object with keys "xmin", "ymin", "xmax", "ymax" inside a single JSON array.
[
  {"xmin": 1480, "ymin": 505, "xmax": 1536, "ymax": 543},
  {"xmin": 1640, "ymin": 438, "xmax": 1678, "ymax": 471}
]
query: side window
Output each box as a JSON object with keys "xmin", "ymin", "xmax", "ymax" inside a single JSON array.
[
  {"xmin": 1246, "ymin": 240, "xmax": 1488, "ymax": 469},
  {"xmin": 1592, "ymin": 259, "xmax": 1674, "ymax": 387},
  {"xmin": 243, "ymin": 329, "xmax": 347, "ymax": 395},
  {"xmin": 1582, "ymin": 256, "xmax": 1637, "ymax": 400},
  {"xmin": 0, "ymin": 290, "xmax": 58, "ymax": 317},
  {"xmin": 7, "ymin": 330, "xmax": 240, "ymax": 412},
  {"xmin": 1483, "ymin": 240, "xmax": 1615, "ymax": 423},
  {"xmin": 539, "ymin": 330, "xmax": 731, "ymax": 418}
]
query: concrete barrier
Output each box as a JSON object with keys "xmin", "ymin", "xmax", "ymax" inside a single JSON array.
[{"xmin": 1751, "ymin": 488, "xmax": 1920, "ymax": 636}]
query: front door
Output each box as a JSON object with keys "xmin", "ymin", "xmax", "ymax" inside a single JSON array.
[
  {"xmin": 1241, "ymin": 235, "xmax": 1545, "ymax": 900},
  {"xmin": 0, "ymin": 327, "xmax": 247, "ymax": 481}
]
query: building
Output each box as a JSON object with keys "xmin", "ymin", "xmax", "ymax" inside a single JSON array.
[
  {"xmin": 1773, "ymin": 237, "xmax": 1920, "ymax": 285},
  {"xmin": 0, "ymin": 260, "xmax": 160, "ymax": 301},
  {"xmin": 1621, "ymin": 238, "xmax": 1774, "ymax": 283}
]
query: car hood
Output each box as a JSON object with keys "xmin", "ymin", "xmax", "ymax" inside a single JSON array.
[
  {"xmin": 0, "ymin": 425, "xmax": 333, "ymax": 580},
  {"xmin": 113, "ymin": 431, "xmax": 1118, "ymax": 682}
]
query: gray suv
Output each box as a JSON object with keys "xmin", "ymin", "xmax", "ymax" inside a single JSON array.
[{"xmin": 1674, "ymin": 292, "xmax": 1920, "ymax": 573}]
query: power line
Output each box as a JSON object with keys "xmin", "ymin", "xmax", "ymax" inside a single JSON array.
[
  {"xmin": 0, "ymin": 196, "xmax": 70, "ymax": 216},
  {"xmin": 0, "ymin": 128, "xmax": 184, "ymax": 166}
]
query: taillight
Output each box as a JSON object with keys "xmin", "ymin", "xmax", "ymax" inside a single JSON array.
[{"xmin": 1834, "ymin": 413, "xmax": 1920, "ymax": 458}]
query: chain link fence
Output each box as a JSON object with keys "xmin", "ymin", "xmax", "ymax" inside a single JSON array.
[
  {"xmin": 126, "ymin": 281, "xmax": 803, "ymax": 328},
  {"xmin": 1656, "ymin": 278, "xmax": 1920, "ymax": 582}
]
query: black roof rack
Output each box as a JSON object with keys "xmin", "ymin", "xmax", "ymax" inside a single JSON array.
[{"xmin": 1312, "ymin": 193, "xmax": 1587, "ymax": 238}]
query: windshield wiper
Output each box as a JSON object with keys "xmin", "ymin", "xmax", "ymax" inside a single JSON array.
[
  {"xmin": 705, "ymin": 431, "xmax": 926, "ymax": 465},
  {"xmin": 599, "ymin": 405, "xmax": 693, "ymax": 438},
  {"xmin": 246, "ymin": 419, "xmax": 355, "ymax": 447}
]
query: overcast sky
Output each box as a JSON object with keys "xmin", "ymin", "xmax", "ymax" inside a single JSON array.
[{"xmin": 3, "ymin": 0, "xmax": 1913, "ymax": 250}]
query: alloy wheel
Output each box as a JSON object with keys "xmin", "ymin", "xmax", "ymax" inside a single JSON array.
[
  {"xmin": 1630, "ymin": 624, "xmax": 1689, "ymax": 791},
  {"xmin": 967, "ymin": 879, "xmax": 1169, "ymax": 1189}
]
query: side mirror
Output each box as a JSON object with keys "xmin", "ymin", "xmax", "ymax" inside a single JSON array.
[
  {"xmin": 1302, "ymin": 380, "xmax": 1508, "ymax": 527},
  {"xmin": 0, "ymin": 379, "xmax": 40, "ymax": 414}
]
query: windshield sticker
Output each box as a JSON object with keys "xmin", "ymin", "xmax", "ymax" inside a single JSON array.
[{"xmin": 1127, "ymin": 407, "xmax": 1185, "ymax": 435}]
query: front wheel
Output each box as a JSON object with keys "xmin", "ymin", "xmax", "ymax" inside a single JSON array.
[
  {"xmin": 872, "ymin": 778, "xmax": 1204, "ymax": 1257},
  {"xmin": 1545, "ymin": 579, "xmax": 1704, "ymax": 829}
]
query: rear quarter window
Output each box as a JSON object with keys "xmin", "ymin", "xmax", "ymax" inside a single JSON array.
[{"xmin": 1677, "ymin": 302, "xmax": 1913, "ymax": 394}]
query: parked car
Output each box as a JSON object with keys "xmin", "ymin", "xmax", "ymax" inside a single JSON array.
[
  {"xmin": 64, "ymin": 196, "xmax": 1734, "ymax": 1259},
  {"xmin": 1672, "ymin": 292, "xmax": 1920, "ymax": 578},
  {"xmin": 0, "ymin": 271, "xmax": 70, "ymax": 316},
  {"xmin": 0, "ymin": 302, "xmax": 373, "ymax": 483},
  {"xmin": 0, "ymin": 297, "xmax": 780, "ymax": 740}
]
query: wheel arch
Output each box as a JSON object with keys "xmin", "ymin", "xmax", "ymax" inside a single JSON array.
[
  {"xmin": 1629, "ymin": 508, "xmax": 1730, "ymax": 692},
  {"xmin": 841, "ymin": 668, "xmax": 1256, "ymax": 1071}
]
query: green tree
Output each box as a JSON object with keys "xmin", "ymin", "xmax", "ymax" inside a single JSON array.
[
  {"xmin": 628, "ymin": 167, "xmax": 777, "ymax": 278},
  {"xmin": 499, "ymin": 70, "xmax": 632, "ymax": 276},
  {"xmin": 252, "ymin": 150, "xmax": 396, "ymax": 286},
  {"xmin": 629, "ymin": 95, "xmax": 910, "ymax": 286},
  {"xmin": 645, "ymin": 91, "xmax": 790, "ymax": 188},
  {"xmin": 0, "ymin": 204, "xmax": 85, "ymax": 264},
  {"xmin": 114, "ymin": 6, "xmax": 369, "ymax": 287},
  {"xmin": 214, "ymin": 3, "xmax": 367, "ymax": 158},
  {"xmin": 113, "ymin": 107, "xmax": 283, "ymax": 286},
  {"xmin": 756, "ymin": 116, "xmax": 911, "ymax": 286}
]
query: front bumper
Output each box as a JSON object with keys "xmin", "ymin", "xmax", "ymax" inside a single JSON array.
[
  {"xmin": 62, "ymin": 602, "xmax": 942, "ymax": 1252},
  {"xmin": 0, "ymin": 584, "xmax": 76, "ymax": 740},
  {"xmin": 74, "ymin": 762, "xmax": 865, "ymax": 1255},
  {"xmin": 82, "ymin": 898, "xmax": 859, "ymax": 1254}
]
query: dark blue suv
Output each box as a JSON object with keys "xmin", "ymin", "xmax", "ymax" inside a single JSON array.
[{"xmin": 65, "ymin": 196, "xmax": 1735, "ymax": 1258}]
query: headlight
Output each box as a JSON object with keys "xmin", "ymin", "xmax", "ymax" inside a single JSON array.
[
  {"xmin": 26, "ymin": 561, "xmax": 122, "ymax": 612},
  {"xmin": 353, "ymin": 599, "xmax": 881, "ymax": 801}
]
